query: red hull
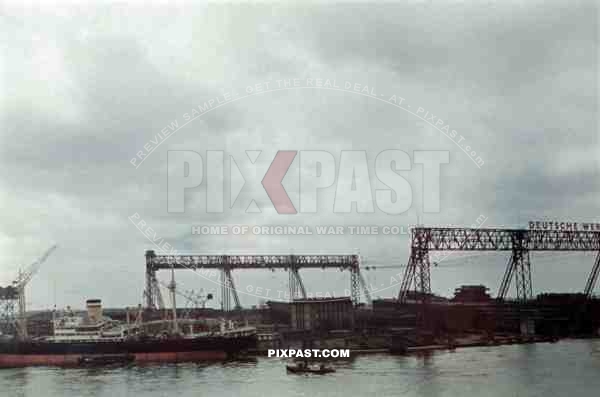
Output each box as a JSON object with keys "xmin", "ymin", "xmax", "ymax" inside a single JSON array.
[{"xmin": 0, "ymin": 351, "xmax": 228, "ymax": 368}]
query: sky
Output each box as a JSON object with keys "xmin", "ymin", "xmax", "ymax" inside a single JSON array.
[{"xmin": 0, "ymin": 1, "xmax": 598, "ymax": 310}]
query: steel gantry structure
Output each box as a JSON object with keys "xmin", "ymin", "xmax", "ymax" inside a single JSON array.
[
  {"xmin": 398, "ymin": 227, "xmax": 600, "ymax": 303},
  {"xmin": 0, "ymin": 245, "xmax": 56, "ymax": 338},
  {"xmin": 144, "ymin": 250, "xmax": 372, "ymax": 311}
]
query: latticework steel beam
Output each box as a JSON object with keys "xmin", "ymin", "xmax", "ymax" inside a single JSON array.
[
  {"xmin": 221, "ymin": 268, "xmax": 230, "ymax": 312},
  {"xmin": 398, "ymin": 249, "xmax": 431, "ymax": 303},
  {"xmin": 351, "ymin": 268, "xmax": 359, "ymax": 306},
  {"xmin": 349, "ymin": 255, "xmax": 370, "ymax": 306},
  {"xmin": 358, "ymin": 271, "xmax": 373, "ymax": 305},
  {"xmin": 399, "ymin": 227, "xmax": 600, "ymax": 303},
  {"xmin": 146, "ymin": 253, "xmax": 359, "ymax": 270},
  {"xmin": 410, "ymin": 228, "xmax": 600, "ymax": 251},
  {"xmin": 0, "ymin": 293, "xmax": 17, "ymax": 336},
  {"xmin": 152, "ymin": 276, "xmax": 165, "ymax": 310},
  {"xmin": 289, "ymin": 268, "xmax": 307, "ymax": 300},
  {"xmin": 144, "ymin": 251, "xmax": 363, "ymax": 309},
  {"xmin": 398, "ymin": 256, "xmax": 416, "ymax": 303},
  {"xmin": 513, "ymin": 250, "xmax": 533, "ymax": 302},
  {"xmin": 223, "ymin": 267, "xmax": 240, "ymax": 310},
  {"xmin": 584, "ymin": 251, "xmax": 600, "ymax": 297},
  {"xmin": 144, "ymin": 267, "xmax": 165, "ymax": 310},
  {"xmin": 497, "ymin": 255, "xmax": 515, "ymax": 300},
  {"xmin": 415, "ymin": 250, "xmax": 431, "ymax": 299}
]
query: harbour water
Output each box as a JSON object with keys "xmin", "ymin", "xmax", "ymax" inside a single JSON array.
[{"xmin": 2, "ymin": 339, "xmax": 599, "ymax": 397}]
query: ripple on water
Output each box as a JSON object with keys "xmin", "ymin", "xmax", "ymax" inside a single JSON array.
[{"xmin": 1, "ymin": 340, "xmax": 600, "ymax": 397}]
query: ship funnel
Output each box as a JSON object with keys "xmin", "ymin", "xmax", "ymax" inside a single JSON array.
[{"xmin": 86, "ymin": 299, "xmax": 103, "ymax": 323}]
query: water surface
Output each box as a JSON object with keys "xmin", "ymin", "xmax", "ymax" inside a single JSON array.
[{"xmin": 2, "ymin": 339, "xmax": 600, "ymax": 397}]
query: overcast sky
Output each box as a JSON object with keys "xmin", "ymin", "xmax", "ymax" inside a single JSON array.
[{"xmin": 1, "ymin": 1, "xmax": 598, "ymax": 310}]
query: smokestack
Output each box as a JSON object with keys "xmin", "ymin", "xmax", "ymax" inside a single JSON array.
[{"xmin": 86, "ymin": 299, "xmax": 102, "ymax": 323}]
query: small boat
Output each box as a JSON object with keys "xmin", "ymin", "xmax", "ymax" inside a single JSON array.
[{"xmin": 286, "ymin": 363, "xmax": 335, "ymax": 375}]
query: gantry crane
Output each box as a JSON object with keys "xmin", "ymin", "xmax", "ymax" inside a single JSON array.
[
  {"xmin": 12, "ymin": 244, "xmax": 57, "ymax": 338},
  {"xmin": 144, "ymin": 250, "xmax": 372, "ymax": 310},
  {"xmin": 398, "ymin": 227, "xmax": 600, "ymax": 303}
]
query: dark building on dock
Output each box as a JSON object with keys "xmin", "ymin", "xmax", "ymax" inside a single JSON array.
[
  {"xmin": 452, "ymin": 285, "xmax": 492, "ymax": 302},
  {"xmin": 289, "ymin": 298, "xmax": 354, "ymax": 331},
  {"xmin": 266, "ymin": 301, "xmax": 292, "ymax": 325}
]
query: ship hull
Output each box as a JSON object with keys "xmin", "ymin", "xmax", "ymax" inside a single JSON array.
[{"xmin": 0, "ymin": 335, "xmax": 256, "ymax": 368}]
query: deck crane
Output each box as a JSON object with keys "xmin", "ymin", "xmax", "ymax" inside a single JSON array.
[{"xmin": 13, "ymin": 244, "xmax": 57, "ymax": 338}]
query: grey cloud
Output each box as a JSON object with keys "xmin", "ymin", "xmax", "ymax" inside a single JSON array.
[{"xmin": 0, "ymin": 2, "xmax": 598, "ymax": 308}]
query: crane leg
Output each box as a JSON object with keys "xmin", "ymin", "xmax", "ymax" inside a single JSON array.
[
  {"xmin": 584, "ymin": 251, "xmax": 600, "ymax": 297},
  {"xmin": 498, "ymin": 255, "xmax": 515, "ymax": 300}
]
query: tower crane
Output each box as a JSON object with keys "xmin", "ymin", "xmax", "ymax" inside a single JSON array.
[{"xmin": 12, "ymin": 244, "xmax": 57, "ymax": 338}]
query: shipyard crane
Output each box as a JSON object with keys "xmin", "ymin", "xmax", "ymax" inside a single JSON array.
[{"xmin": 12, "ymin": 244, "xmax": 57, "ymax": 338}]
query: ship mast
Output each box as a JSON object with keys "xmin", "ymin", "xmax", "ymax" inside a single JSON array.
[{"xmin": 168, "ymin": 263, "xmax": 178, "ymax": 335}]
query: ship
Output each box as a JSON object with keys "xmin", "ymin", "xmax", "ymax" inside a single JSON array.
[{"xmin": 0, "ymin": 299, "xmax": 257, "ymax": 368}]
